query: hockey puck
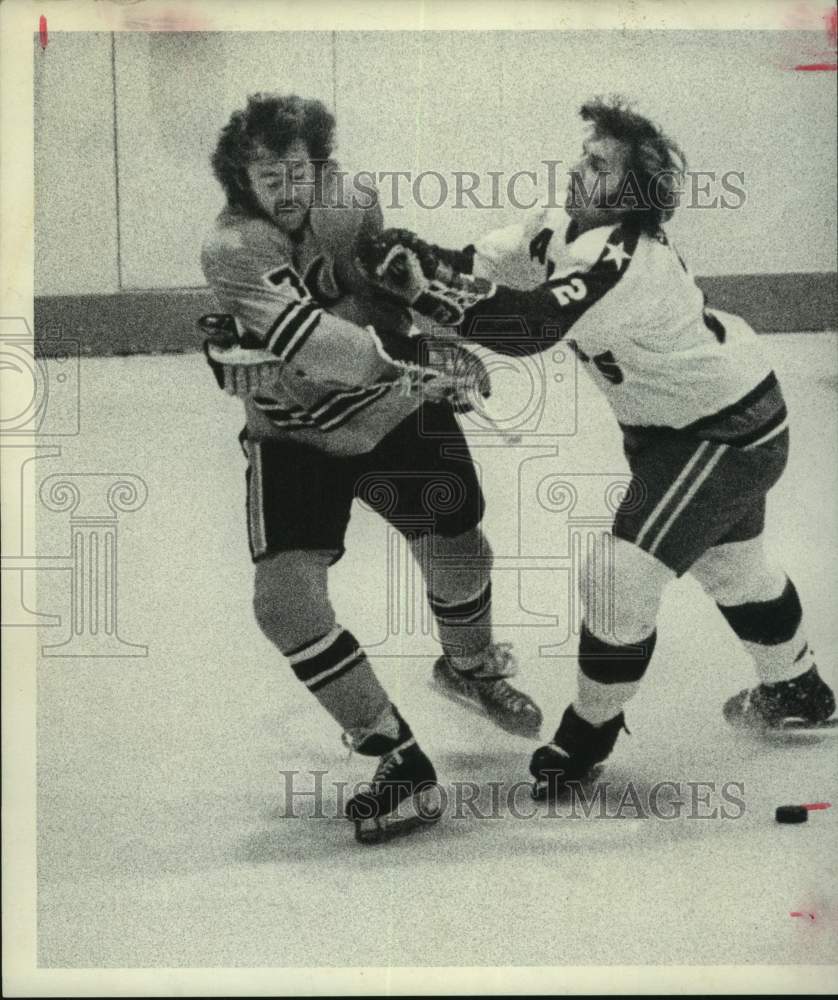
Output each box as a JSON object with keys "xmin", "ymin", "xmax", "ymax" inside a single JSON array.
[{"xmin": 775, "ymin": 805, "xmax": 808, "ymax": 824}]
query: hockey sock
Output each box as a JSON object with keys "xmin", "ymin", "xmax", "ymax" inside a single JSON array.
[
  {"xmin": 286, "ymin": 626, "xmax": 389, "ymax": 731},
  {"xmin": 574, "ymin": 622, "xmax": 657, "ymax": 725},
  {"xmin": 343, "ymin": 702, "xmax": 413, "ymax": 757},
  {"xmin": 717, "ymin": 576, "xmax": 815, "ymax": 685},
  {"xmin": 428, "ymin": 580, "xmax": 492, "ymax": 664}
]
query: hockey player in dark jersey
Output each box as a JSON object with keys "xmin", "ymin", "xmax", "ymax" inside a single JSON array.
[
  {"xmin": 357, "ymin": 96, "xmax": 836, "ymax": 798},
  {"xmin": 200, "ymin": 93, "xmax": 542, "ymax": 842}
]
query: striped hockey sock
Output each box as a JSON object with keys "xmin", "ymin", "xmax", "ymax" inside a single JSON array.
[
  {"xmin": 286, "ymin": 626, "xmax": 368, "ymax": 692},
  {"xmin": 428, "ymin": 581, "xmax": 492, "ymax": 662}
]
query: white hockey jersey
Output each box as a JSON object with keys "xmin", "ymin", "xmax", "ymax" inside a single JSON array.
[{"xmin": 468, "ymin": 208, "xmax": 786, "ymax": 445}]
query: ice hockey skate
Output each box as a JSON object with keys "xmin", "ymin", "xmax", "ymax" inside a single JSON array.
[
  {"xmin": 530, "ymin": 705, "xmax": 627, "ymax": 800},
  {"xmin": 344, "ymin": 705, "xmax": 442, "ymax": 844},
  {"xmin": 431, "ymin": 642, "xmax": 542, "ymax": 737},
  {"xmin": 723, "ymin": 663, "xmax": 837, "ymax": 736}
]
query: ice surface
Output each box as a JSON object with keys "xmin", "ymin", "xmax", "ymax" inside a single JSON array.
[{"xmin": 33, "ymin": 333, "xmax": 838, "ymax": 967}]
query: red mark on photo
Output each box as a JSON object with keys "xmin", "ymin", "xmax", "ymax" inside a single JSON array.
[
  {"xmin": 794, "ymin": 5, "xmax": 838, "ymax": 70},
  {"xmin": 39, "ymin": 15, "xmax": 48, "ymax": 50},
  {"xmin": 802, "ymin": 802, "xmax": 832, "ymax": 810},
  {"xmin": 790, "ymin": 911, "xmax": 817, "ymax": 920}
]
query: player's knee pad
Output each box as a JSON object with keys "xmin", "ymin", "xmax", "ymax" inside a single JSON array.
[
  {"xmin": 252, "ymin": 548, "xmax": 336, "ymax": 653},
  {"xmin": 579, "ymin": 623, "xmax": 657, "ymax": 685},
  {"xmin": 717, "ymin": 576, "xmax": 802, "ymax": 645},
  {"xmin": 579, "ymin": 537, "xmax": 670, "ymax": 643}
]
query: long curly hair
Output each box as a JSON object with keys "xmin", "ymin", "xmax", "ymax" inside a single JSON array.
[
  {"xmin": 211, "ymin": 93, "xmax": 336, "ymax": 212},
  {"xmin": 579, "ymin": 96, "xmax": 687, "ymax": 234}
]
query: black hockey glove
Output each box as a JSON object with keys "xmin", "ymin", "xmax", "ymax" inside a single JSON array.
[{"xmin": 356, "ymin": 228, "xmax": 496, "ymax": 326}]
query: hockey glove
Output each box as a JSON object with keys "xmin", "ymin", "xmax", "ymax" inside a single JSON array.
[{"xmin": 356, "ymin": 228, "xmax": 496, "ymax": 327}]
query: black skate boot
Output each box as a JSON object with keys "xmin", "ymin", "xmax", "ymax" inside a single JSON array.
[
  {"xmin": 432, "ymin": 642, "xmax": 542, "ymax": 738},
  {"xmin": 530, "ymin": 705, "xmax": 627, "ymax": 800},
  {"xmin": 723, "ymin": 664, "xmax": 836, "ymax": 734},
  {"xmin": 344, "ymin": 705, "xmax": 442, "ymax": 844}
]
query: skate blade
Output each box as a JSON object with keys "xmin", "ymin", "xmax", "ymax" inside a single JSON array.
[
  {"xmin": 772, "ymin": 717, "xmax": 838, "ymax": 736},
  {"xmin": 429, "ymin": 679, "xmax": 542, "ymax": 738},
  {"xmin": 531, "ymin": 765, "xmax": 604, "ymax": 801},
  {"xmin": 353, "ymin": 786, "xmax": 443, "ymax": 845}
]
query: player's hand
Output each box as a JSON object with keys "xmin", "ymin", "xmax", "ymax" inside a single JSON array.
[
  {"xmin": 365, "ymin": 228, "xmax": 451, "ymax": 281},
  {"xmin": 372, "ymin": 327, "xmax": 491, "ymax": 411},
  {"xmin": 354, "ymin": 229, "xmax": 462, "ymax": 324},
  {"xmin": 197, "ymin": 312, "xmax": 237, "ymax": 339},
  {"xmin": 366, "ymin": 242, "xmax": 429, "ymax": 304},
  {"xmin": 356, "ymin": 228, "xmax": 495, "ymax": 327}
]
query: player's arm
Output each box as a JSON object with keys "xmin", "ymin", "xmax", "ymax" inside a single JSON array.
[
  {"xmin": 201, "ymin": 234, "xmax": 409, "ymax": 388},
  {"xmin": 378, "ymin": 210, "xmax": 550, "ymax": 285},
  {"xmin": 200, "ymin": 236, "xmax": 488, "ymax": 412},
  {"xmin": 357, "ymin": 226, "xmax": 637, "ymax": 357}
]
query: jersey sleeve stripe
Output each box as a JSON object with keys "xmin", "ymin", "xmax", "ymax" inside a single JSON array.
[
  {"xmin": 252, "ymin": 400, "xmax": 307, "ymax": 417},
  {"xmin": 266, "ymin": 301, "xmax": 322, "ymax": 361},
  {"xmin": 251, "ymin": 401, "xmax": 314, "ymax": 429},
  {"xmin": 316, "ymin": 385, "xmax": 392, "ymax": 429},
  {"xmin": 252, "ymin": 383, "xmax": 393, "ymax": 432},
  {"xmin": 280, "ymin": 311, "xmax": 322, "ymax": 364},
  {"xmin": 309, "ymin": 384, "xmax": 376, "ymax": 418},
  {"xmin": 265, "ymin": 301, "xmax": 299, "ymax": 343}
]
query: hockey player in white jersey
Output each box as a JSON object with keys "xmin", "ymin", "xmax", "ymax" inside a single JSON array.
[
  {"xmin": 200, "ymin": 93, "xmax": 542, "ymax": 842},
  {"xmin": 357, "ymin": 96, "xmax": 836, "ymax": 798}
]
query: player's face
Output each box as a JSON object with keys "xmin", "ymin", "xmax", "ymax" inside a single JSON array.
[
  {"xmin": 246, "ymin": 139, "xmax": 317, "ymax": 233},
  {"xmin": 565, "ymin": 132, "xmax": 629, "ymax": 229}
]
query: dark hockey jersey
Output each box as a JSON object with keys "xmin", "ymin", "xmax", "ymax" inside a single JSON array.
[{"xmin": 201, "ymin": 206, "xmax": 437, "ymax": 455}]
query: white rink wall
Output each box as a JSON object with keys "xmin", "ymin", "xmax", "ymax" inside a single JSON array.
[{"xmin": 35, "ymin": 30, "xmax": 838, "ymax": 295}]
